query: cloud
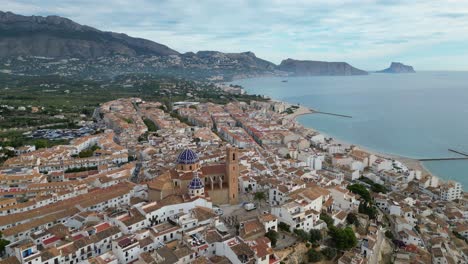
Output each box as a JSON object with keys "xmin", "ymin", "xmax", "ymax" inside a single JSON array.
[{"xmin": 3, "ymin": 0, "xmax": 468, "ymax": 70}]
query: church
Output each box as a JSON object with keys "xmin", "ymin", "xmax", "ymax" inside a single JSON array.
[{"xmin": 147, "ymin": 147, "xmax": 239, "ymax": 205}]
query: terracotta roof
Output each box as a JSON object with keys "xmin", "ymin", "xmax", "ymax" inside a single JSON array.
[
  {"xmin": 201, "ymin": 164, "xmax": 226, "ymax": 176},
  {"xmin": 258, "ymin": 213, "xmax": 277, "ymax": 223}
]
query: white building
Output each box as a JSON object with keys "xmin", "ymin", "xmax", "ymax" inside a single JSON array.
[
  {"xmin": 271, "ymin": 201, "xmax": 321, "ymax": 232},
  {"xmin": 372, "ymin": 158, "xmax": 393, "ymax": 172},
  {"xmin": 440, "ymin": 181, "xmax": 462, "ymax": 201},
  {"xmin": 327, "ymin": 187, "xmax": 360, "ymax": 212},
  {"xmin": 306, "ymin": 155, "xmax": 323, "ymax": 170}
]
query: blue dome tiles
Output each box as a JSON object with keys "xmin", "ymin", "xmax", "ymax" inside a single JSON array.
[
  {"xmin": 188, "ymin": 175, "xmax": 204, "ymax": 189},
  {"xmin": 176, "ymin": 148, "xmax": 199, "ymax": 164}
]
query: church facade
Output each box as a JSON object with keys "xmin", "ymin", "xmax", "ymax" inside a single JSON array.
[{"xmin": 147, "ymin": 147, "xmax": 239, "ymax": 205}]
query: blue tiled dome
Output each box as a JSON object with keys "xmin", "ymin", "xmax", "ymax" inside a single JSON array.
[
  {"xmin": 176, "ymin": 149, "xmax": 199, "ymax": 164},
  {"xmin": 188, "ymin": 174, "xmax": 204, "ymax": 189}
]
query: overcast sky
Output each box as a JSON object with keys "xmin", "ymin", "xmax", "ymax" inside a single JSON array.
[{"xmin": 4, "ymin": 0, "xmax": 468, "ymax": 70}]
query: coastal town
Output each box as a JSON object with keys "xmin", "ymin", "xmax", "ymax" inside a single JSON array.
[{"xmin": 0, "ymin": 94, "xmax": 466, "ymax": 264}]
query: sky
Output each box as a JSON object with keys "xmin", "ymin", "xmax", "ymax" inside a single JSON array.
[{"xmin": 4, "ymin": 0, "xmax": 468, "ymax": 71}]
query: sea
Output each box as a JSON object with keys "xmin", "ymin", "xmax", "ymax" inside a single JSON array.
[{"xmin": 233, "ymin": 72, "xmax": 468, "ymax": 190}]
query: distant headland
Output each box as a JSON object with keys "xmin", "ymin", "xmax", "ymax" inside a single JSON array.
[{"xmin": 377, "ymin": 62, "xmax": 416, "ymax": 73}]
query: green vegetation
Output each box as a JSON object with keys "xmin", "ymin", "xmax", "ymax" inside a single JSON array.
[
  {"xmin": 321, "ymin": 247, "xmax": 337, "ymax": 260},
  {"xmin": 293, "ymin": 228, "xmax": 323, "ymax": 245},
  {"xmin": 265, "ymin": 230, "xmax": 278, "ymax": 247},
  {"xmin": 0, "ymin": 232, "xmax": 10, "ymax": 254},
  {"xmin": 328, "ymin": 226, "xmax": 357, "ymax": 250},
  {"xmin": 278, "ymin": 222, "xmax": 291, "ymax": 232},
  {"xmin": 307, "ymin": 248, "xmax": 323, "ymax": 263},
  {"xmin": 320, "ymin": 213, "xmax": 334, "ymax": 228},
  {"xmin": 170, "ymin": 112, "xmax": 191, "ymax": 125},
  {"xmin": 348, "ymin": 182, "xmax": 382, "ymax": 219},
  {"xmin": 253, "ymin": 191, "xmax": 267, "ymax": 203},
  {"xmin": 347, "ymin": 183, "xmax": 371, "ymax": 203},
  {"xmin": 0, "ymin": 130, "xmax": 69, "ymax": 149},
  {"xmin": 78, "ymin": 145, "xmax": 100, "ymax": 158},
  {"xmin": 309, "ymin": 229, "xmax": 322, "ymax": 243},
  {"xmin": 138, "ymin": 132, "xmax": 149, "ymax": 142},
  {"xmin": 294, "ymin": 229, "xmax": 310, "ymax": 242},
  {"xmin": 0, "ymin": 73, "xmax": 267, "ymax": 145},
  {"xmin": 359, "ymin": 202, "xmax": 378, "ymax": 219},
  {"xmin": 122, "ymin": 117, "xmax": 133, "ymax": 124},
  {"xmin": 359, "ymin": 177, "xmax": 388, "ymax": 193},
  {"xmin": 64, "ymin": 166, "xmax": 98, "ymax": 173},
  {"xmin": 143, "ymin": 118, "xmax": 158, "ymax": 132},
  {"xmin": 346, "ymin": 212, "xmax": 360, "ymax": 227}
]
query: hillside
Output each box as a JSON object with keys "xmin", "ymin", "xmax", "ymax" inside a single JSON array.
[
  {"xmin": 278, "ymin": 59, "xmax": 368, "ymax": 76},
  {"xmin": 0, "ymin": 11, "xmax": 369, "ymax": 80},
  {"xmin": 0, "ymin": 11, "xmax": 179, "ymax": 58}
]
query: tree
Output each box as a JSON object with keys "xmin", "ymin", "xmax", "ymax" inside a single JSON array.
[
  {"xmin": 321, "ymin": 247, "xmax": 337, "ymax": 260},
  {"xmin": 309, "ymin": 229, "xmax": 322, "ymax": 243},
  {"xmin": 371, "ymin": 183, "xmax": 388, "ymax": 194},
  {"xmin": 0, "ymin": 232, "xmax": 10, "ymax": 254},
  {"xmin": 294, "ymin": 229, "xmax": 310, "ymax": 242},
  {"xmin": 307, "ymin": 249, "xmax": 323, "ymax": 263},
  {"xmin": 254, "ymin": 192, "xmax": 266, "ymax": 203},
  {"xmin": 320, "ymin": 213, "xmax": 334, "ymax": 228},
  {"xmin": 78, "ymin": 148, "xmax": 94, "ymax": 158},
  {"xmin": 347, "ymin": 184, "xmax": 371, "ymax": 203},
  {"xmin": 265, "ymin": 230, "xmax": 278, "ymax": 247},
  {"xmin": 278, "ymin": 222, "xmax": 290, "ymax": 232},
  {"xmin": 143, "ymin": 118, "xmax": 158, "ymax": 132},
  {"xmin": 359, "ymin": 202, "xmax": 377, "ymax": 219},
  {"xmin": 347, "ymin": 212, "xmax": 360, "ymax": 227},
  {"xmin": 328, "ymin": 226, "xmax": 357, "ymax": 250},
  {"xmin": 34, "ymin": 139, "xmax": 49, "ymax": 149}
]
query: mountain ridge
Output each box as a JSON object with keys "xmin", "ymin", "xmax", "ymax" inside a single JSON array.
[
  {"xmin": 0, "ymin": 11, "xmax": 368, "ymax": 79},
  {"xmin": 0, "ymin": 11, "xmax": 180, "ymax": 58}
]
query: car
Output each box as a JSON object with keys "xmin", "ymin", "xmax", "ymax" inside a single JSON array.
[{"xmin": 244, "ymin": 203, "xmax": 256, "ymax": 211}]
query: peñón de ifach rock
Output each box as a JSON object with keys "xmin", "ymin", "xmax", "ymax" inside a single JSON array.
[{"xmin": 377, "ymin": 62, "xmax": 415, "ymax": 73}]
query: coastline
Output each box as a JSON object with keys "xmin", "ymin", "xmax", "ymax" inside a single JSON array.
[
  {"xmin": 285, "ymin": 105, "xmax": 436, "ymax": 180},
  {"xmin": 282, "ymin": 104, "xmax": 313, "ymax": 121}
]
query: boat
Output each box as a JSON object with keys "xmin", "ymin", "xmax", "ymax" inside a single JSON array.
[{"xmin": 281, "ymin": 80, "xmax": 288, "ymax": 82}]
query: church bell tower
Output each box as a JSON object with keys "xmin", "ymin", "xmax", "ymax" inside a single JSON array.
[{"xmin": 226, "ymin": 147, "xmax": 239, "ymax": 205}]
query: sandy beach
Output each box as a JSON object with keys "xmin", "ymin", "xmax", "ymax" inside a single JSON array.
[
  {"xmin": 285, "ymin": 105, "xmax": 435, "ymax": 178},
  {"xmin": 283, "ymin": 105, "xmax": 313, "ymax": 121}
]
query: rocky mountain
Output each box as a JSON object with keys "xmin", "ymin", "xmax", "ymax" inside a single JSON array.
[
  {"xmin": 0, "ymin": 11, "xmax": 369, "ymax": 80},
  {"xmin": 278, "ymin": 58, "xmax": 368, "ymax": 76},
  {"xmin": 377, "ymin": 62, "xmax": 415, "ymax": 73},
  {"xmin": 0, "ymin": 11, "xmax": 179, "ymax": 58}
]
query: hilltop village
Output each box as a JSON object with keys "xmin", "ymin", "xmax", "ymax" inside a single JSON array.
[{"xmin": 0, "ymin": 97, "xmax": 466, "ymax": 264}]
